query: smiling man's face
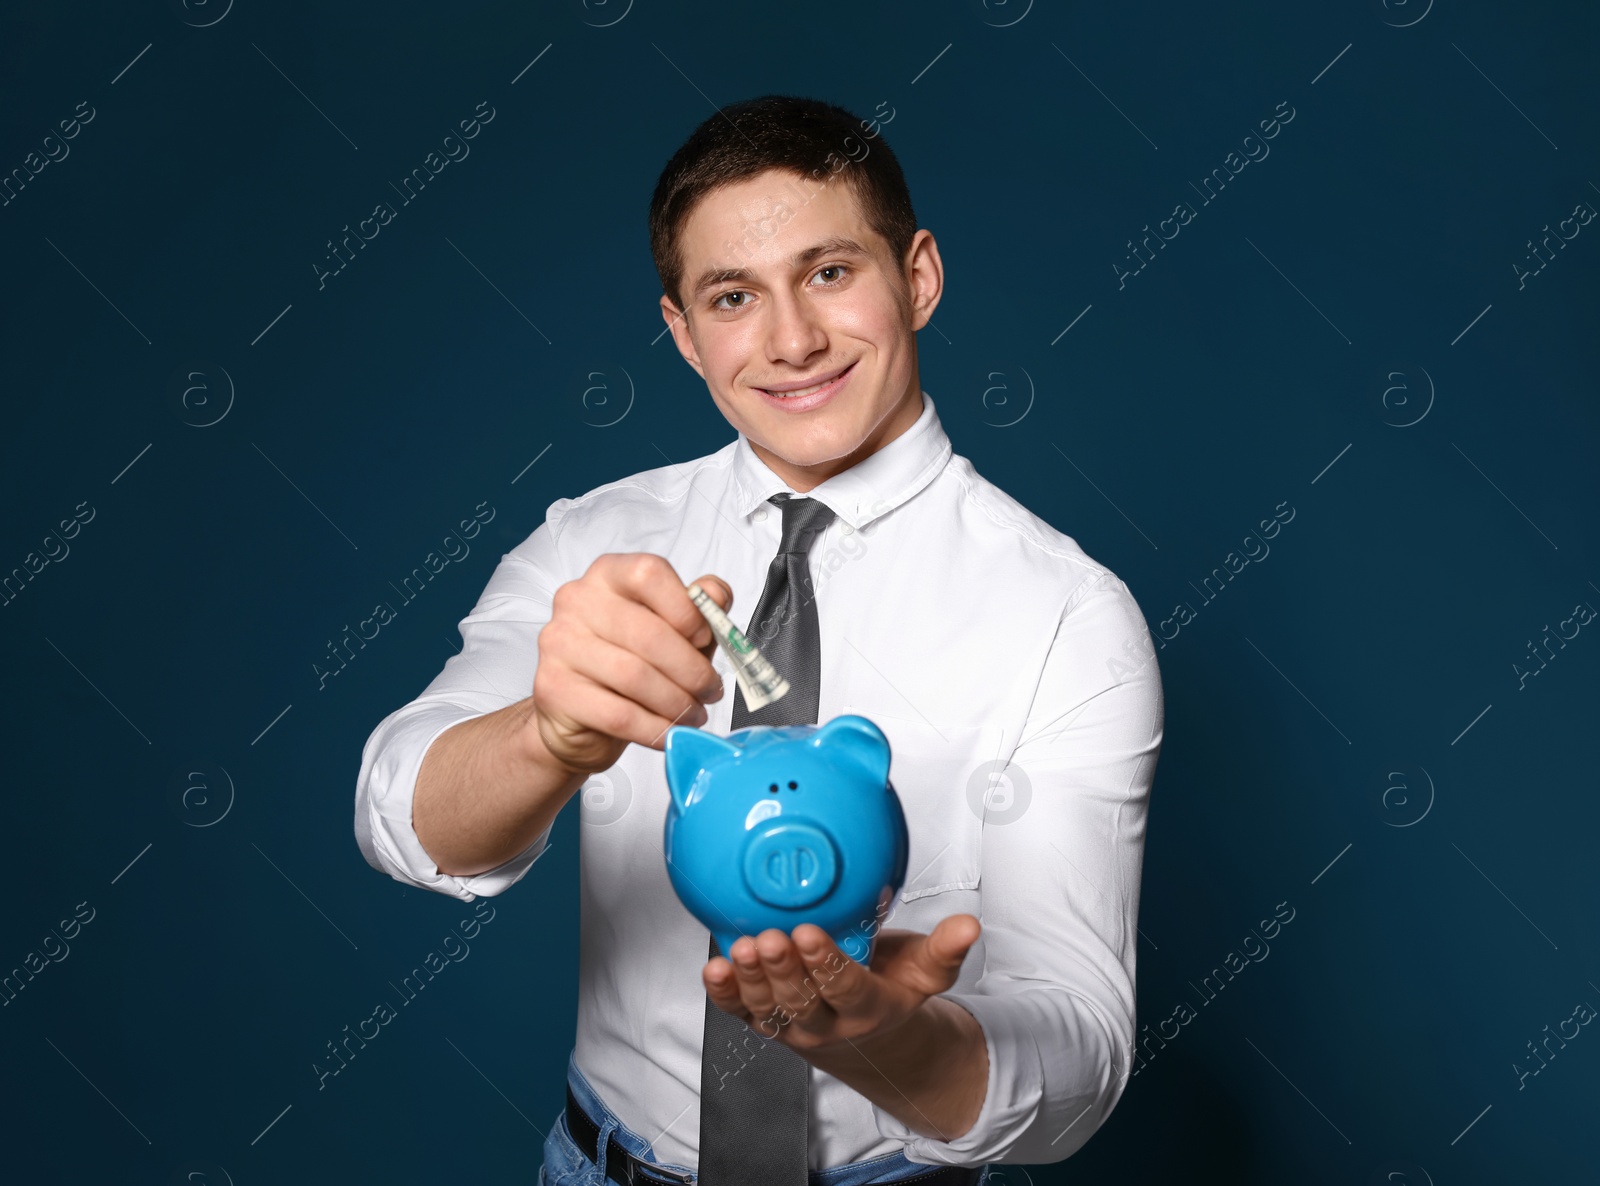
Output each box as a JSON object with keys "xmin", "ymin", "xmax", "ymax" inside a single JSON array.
[{"xmin": 661, "ymin": 168, "xmax": 943, "ymax": 492}]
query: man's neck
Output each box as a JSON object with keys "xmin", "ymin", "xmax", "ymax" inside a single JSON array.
[{"xmin": 748, "ymin": 385, "xmax": 923, "ymax": 493}]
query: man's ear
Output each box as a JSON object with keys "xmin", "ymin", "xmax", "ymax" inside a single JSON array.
[
  {"xmin": 903, "ymin": 228, "xmax": 943, "ymax": 333},
  {"xmin": 659, "ymin": 293, "xmax": 706, "ymax": 379}
]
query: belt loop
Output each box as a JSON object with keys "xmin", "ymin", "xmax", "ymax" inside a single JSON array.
[{"xmin": 593, "ymin": 1115, "xmax": 618, "ymax": 1182}]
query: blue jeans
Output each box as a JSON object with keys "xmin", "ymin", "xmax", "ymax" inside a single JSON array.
[{"xmin": 540, "ymin": 1051, "xmax": 993, "ymax": 1186}]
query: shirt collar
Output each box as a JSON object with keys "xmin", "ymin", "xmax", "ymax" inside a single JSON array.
[{"xmin": 728, "ymin": 390, "xmax": 952, "ymax": 530}]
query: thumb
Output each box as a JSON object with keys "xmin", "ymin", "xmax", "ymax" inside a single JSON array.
[
  {"xmin": 924, "ymin": 914, "xmax": 982, "ymax": 980},
  {"xmin": 687, "ymin": 575, "xmax": 733, "ymax": 659},
  {"xmin": 886, "ymin": 916, "xmax": 981, "ymax": 997},
  {"xmin": 689, "ymin": 574, "xmax": 733, "ymax": 612}
]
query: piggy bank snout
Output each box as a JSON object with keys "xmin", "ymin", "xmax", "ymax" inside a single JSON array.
[{"xmin": 741, "ymin": 821, "xmax": 840, "ymax": 909}]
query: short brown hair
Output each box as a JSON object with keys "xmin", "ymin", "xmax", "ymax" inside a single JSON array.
[{"xmin": 648, "ymin": 94, "xmax": 918, "ymax": 311}]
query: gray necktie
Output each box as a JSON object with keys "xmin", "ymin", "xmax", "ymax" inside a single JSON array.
[{"xmin": 698, "ymin": 492, "xmax": 836, "ymax": 1186}]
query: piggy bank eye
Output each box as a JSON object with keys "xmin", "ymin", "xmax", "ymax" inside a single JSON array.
[
  {"xmin": 768, "ymin": 783, "xmax": 779, "ymax": 793},
  {"xmin": 788, "ymin": 780, "xmax": 798, "ymax": 790}
]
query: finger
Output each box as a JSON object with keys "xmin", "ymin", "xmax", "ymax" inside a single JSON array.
[
  {"xmin": 927, "ymin": 913, "xmax": 983, "ymax": 970},
  {"xmin": 540, "ymin": 666, "xmax": 703, "ymax": 753},
  {"xmin": 754, "ymin": 928, "xmax": 832, "ymax": 1032},
  {"xmin": 597, "ymin": 553, "xmax": 713, "ymax": 651},
  {"xmin": 703, "ymin": 956, "xmax": 753, "ymax": 1022},
  {"xmin": 726, "ymin": 935, "xmax": 787, "ymax": 1035},
  {"xmin": 898, "ymin": 915, "xmax": 982, "ymax": 996},
  {"xmin": 861, "ymin": 919, "xmax": 980, "ymax": 995},
  {"xmin": 686, "ymin": 573, "xmax": 734, "ymax": 659},
  {"xmin": 688, "ymin": 574, "xmax": 733, "ymax": 612},
  {"xmin": 794, "ymin": 925, "xmax": 879, "ymax": 1015},
  {"xmin": 583, "ymin": 596, "xmax": 724, "ymax": 705},
  {"xmin": 557, "ymin": 632, "xmax": 711, "ymax": 731}
]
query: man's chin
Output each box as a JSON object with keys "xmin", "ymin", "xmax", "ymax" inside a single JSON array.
[{"xmin": 746, "ymin": 425, "xmax": 868, "ymax": 474}]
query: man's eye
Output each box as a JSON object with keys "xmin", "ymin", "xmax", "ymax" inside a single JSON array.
[
  {"xmin": 711, "ymin": 291, "xmax": 747, "ymax": 310},
  {"xmin": 815, "ymin": 265, "xmax": 847, "ymax": 284}
]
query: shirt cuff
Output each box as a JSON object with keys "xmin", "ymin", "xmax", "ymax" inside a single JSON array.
[
  {"xmin": 872, "ymin": 990, "xmax": 1045, "ymax": 1165},
  {"xmin": 354, "ymin": 702, "xmax": 553, "ymax": 902},
  {"xmin": 875, "ymin": 986, "xmax": 1129, "ymax": 1166}
]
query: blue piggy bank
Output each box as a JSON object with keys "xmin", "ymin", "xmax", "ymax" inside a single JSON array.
[{"xmin": 663, "ymin": 714, "xmax": 909, "ymax": 965}]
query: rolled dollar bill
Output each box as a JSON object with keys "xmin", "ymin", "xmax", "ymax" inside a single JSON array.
[{"xmin": 686, "ymin": 583, "xmax": 790, "ymax": 712}]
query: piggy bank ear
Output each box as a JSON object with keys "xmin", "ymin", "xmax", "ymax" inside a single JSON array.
[
  {"xmin": 809, "ymin": 715, "xmax": 890, "ymax": 785},
  {"xmin": 663, "ymin": 726, "xmax": 740, "ymax": 811}
]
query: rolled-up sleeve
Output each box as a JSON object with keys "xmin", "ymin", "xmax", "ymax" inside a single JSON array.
[
  {"xmin": 353, "ymin": 506, "xmax": 574, "ymax": 902},
  {"xmin": 879, "ymin": 571, "xmax": 1164, "ymax": 1165}
]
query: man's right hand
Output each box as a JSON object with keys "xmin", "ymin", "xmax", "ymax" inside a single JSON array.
[
  {"xmin": 413, "ymin": 553, "xmax": 731, "ymax": 877},
  {"xmin": 529, "ymin": 554, "xmax": 731, "ymax": 775}
]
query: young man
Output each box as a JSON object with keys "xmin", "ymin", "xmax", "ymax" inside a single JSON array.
[{"xmin": 355, "ymin": 95, "xmax": 1163, "ymax": 1184}]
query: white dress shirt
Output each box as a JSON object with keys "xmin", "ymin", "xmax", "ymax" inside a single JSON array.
[{"xmin": 354, "ymin": 390, "xmax": 1163, "ymax": 1169}]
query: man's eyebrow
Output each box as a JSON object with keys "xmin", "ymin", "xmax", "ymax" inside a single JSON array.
[{"xmin": 689, "ymin": 236, "xmax": 874, "ymax": 299}]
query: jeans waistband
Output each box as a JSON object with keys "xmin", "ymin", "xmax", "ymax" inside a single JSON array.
[{"xmin": 564, "ymin": 1052, "xmax": 988, "ymax": 1186}]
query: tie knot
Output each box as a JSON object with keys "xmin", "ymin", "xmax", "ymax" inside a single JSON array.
[{"xmin": 770, "ymin": 494, "xmax": 836, "ymax": 554}]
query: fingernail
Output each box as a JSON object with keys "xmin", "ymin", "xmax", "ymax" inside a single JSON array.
[{"xmin": 690, "ymin": 705, "xmax": 709, "ymax": 726}]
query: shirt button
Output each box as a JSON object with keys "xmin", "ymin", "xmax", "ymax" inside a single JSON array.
[{"xmin": 753, "ymin": 508, "xmax": 768, "ymax": 522}]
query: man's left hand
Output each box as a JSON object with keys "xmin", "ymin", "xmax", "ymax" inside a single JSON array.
[{"xmin": 702, "ymin": 914, "xmax": 981, "ymax": 1053}]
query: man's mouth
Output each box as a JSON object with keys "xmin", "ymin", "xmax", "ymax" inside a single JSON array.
[{"xmin": 756, "ymin": 361, "xmax": 856, "ymax": 403}]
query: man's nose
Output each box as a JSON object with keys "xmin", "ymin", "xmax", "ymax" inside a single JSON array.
[{"xmin": 763, "ymin": 290, "xmax": 828, "ymax": 363}]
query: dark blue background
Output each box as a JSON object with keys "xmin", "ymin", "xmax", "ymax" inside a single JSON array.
[{"xmin": 2, "ymin": 2, "xmax": 1595, "ymax": 1182}]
